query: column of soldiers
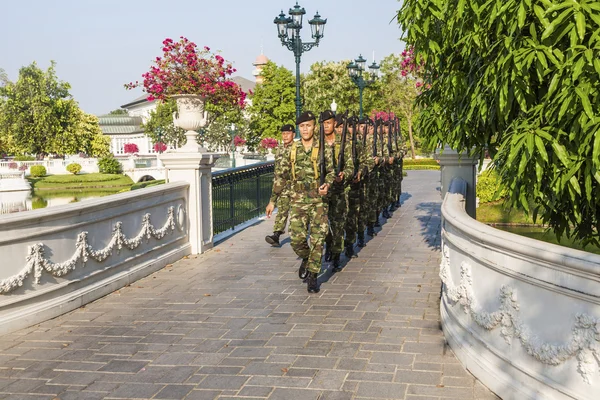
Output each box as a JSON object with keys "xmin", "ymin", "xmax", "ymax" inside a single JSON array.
[{"xmin": 266, "ymin": 110, "xmax": 404, "ymax": 293}]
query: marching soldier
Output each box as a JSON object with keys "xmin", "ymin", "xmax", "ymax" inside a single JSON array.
[
  {"xmin": 345, "ymin": 116, "xmax": 372, "ymax": 251},
  {"xmin": 266, "ymin": 111, "xmax": 336, "ymax": 293},
  {"xmin": 322, "ymin": 110, "xmax": 353, "ymax": 271},
  {"xmin": 366, "ymin": 118, "xmax": 382, "ymax": 236},
  {"xmin": 265, "ymin": 124, "xmax": 296, "ymax": 246}
]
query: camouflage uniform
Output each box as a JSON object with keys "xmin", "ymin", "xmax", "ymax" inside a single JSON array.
[
  {"xmin": 274, "ymin": 140, "xmax": 334, "ymax": 274},
  {"xmin": 269, "ymin": 143, "xmax": 292, "ymax": 233},
  {"xmin": 325, "ymin": 134, "xmax": 354, "ymax": 259},
  {"xmin": 346, "ymin": 129, "xmax": 372, "ymax": 247}
]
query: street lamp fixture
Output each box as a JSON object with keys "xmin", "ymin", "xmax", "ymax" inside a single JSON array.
[
  {"xmin": 331, "ymin": 99, "xmax": 337, "ymax": 114},
  {"xmin": 347, "ymin": 54, "xmax": 379, "ymax": 118},
  {"xmin": 274, "ymin": 2, "xmax": 327, "ymax": 138}
]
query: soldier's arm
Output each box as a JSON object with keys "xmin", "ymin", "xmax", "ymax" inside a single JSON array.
[
  {"xmin": 343, "ymin": 142, "xmax": 354, "ymax": 184},
  {"xmin": 269, "ymin": 149, "xmax": 289, "ymax": 204}
]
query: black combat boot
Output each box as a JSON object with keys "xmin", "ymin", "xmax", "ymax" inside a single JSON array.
[
  {"xmin": 344, "ymin": 243, "xmax": 355, "ymax": 258},
  {"xmin": 367, "ymin": 225, "xmax": 376, "ymax": 237},
  {"xmin": 332, "ymin": 253, "xmax": 342, "ymax": 272},
  {"xmin": 307, "ymin": 272, "xmax": 320, "ymax": 293},
  {"xmin": 389, "ymin": 202, "xmax": 398, "ymax": 212},
  {"xmin": 357, "ymin": 233, "xmax": 366, "ymax": 247},
  {"xmin": 324, "ymin": 248, "xmax": 332, "ymax": 262},
  {"xmin": 265, "ymin": 231, "xmax": 283, "ymax": 247},
  {"xmin": 298, "ymin": 258, "xmax": 309, "ymax": 280},
  {"xmin": 382, "ymin": 207, "xmax": 392, "ymax": 219}
]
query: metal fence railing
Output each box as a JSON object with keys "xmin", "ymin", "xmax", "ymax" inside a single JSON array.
[{"xmin": 212, "ymin": 161, "xmax": 275, "ymax": 235}]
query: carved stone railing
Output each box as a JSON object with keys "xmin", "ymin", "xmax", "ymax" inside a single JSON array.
[
  {"xmin": 0, "ymin": 182, "xmax": 190, "ymax": 335},
  {"xmin": 441, "ymin": 177, "xmax": 600, "ymax": 400}
]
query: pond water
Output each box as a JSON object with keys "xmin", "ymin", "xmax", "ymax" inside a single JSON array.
[
  {"xmin": 0, "ymin": 189, "xmax": 124, "ymax": 214},
  {"xmin": 494, "ymin": 225, "xmax": 600, "ymax": 255}
]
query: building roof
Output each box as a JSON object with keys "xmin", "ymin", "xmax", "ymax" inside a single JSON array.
[
  {"xmin": 253, "ymin": 54, "xmax": 269, "ymax": 66},
  {"xmin": 98, "ymin": 115, "xmax": 145, "ymax": 135},
  {"xmin": 231, "ymin": 76, "xmax": 255, "ymax": 94},
  {"xmin": 120, "ymin": 94, "xmax": 154, "ymax": 109}
]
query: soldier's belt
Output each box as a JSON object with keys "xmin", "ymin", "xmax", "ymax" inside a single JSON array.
[{"xmin": 292, "ymin": 181, "xmax": 319, "ymax": 192}]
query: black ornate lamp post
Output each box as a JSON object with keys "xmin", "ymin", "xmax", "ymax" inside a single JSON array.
[
  {"xmin": 274, "ymin": 2, "xmax": 327, "ymax": 138},
  {"xmin": 347, "ymin": 55, "xmax": 380, "ymax": 119}
]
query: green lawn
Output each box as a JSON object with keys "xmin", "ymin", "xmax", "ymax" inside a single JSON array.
[
  {"xmin": 29, "ymin": 173, "xmax": 133, "ymax": 190},
  {"xmin": 477, "ymin": 200, "xmax": 534, "ymax": 224},
  {"xmin": 477, "ymin": 201, "xmax": 600, "ymax": 254}
]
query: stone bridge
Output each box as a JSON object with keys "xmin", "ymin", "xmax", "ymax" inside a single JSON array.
[{"xmin": 0, "ymin": 171, "xmax": 497, "ymax": 400}]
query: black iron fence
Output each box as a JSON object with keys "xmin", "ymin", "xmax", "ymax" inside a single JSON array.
[{"xmin": 212, "ymin": 161, "xmax": 275, "ymax": 235}]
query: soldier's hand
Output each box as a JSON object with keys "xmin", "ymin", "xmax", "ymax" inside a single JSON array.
[
  {"xmin": 353, "ymin": 171, "xmax": 361, "ymax": 183},
  {"xmin": 335, "ymin": 171, "xmax": 344, "ymax": 183},
  {"xmin": 389, "ymin": 156, "xmax": 394, "ymax": 164},
  {"xmin": 266, "ymin": 202, "xmax": 275, "ymax": 218},
  {"xmin": 374, "ymin": 156, "xmax": 379, "ymax": 165},
  {"xmin": 318, "ymin": 183, "xmax": 329, "ymax": 196}
]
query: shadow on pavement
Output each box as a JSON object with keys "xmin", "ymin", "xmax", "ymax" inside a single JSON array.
[{"xmin": 415, "ymin": 201, "xmax": 442, "ymax": 251}]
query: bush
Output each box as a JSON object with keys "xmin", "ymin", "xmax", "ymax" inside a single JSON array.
[
  {"xmin": 131, "ymin": 179, "xmax": 165, "ymax": 190},
  {"xmin": 66, "ymin": 163, "xmax": 82, "ymax": 175},
  {"xmin": 403, "ymin": 165, "xmax": 440, "ymax": 170},
  {"xmin": 29, "ymin": 165, "xmax": 47, "ymax": 177},
  {"xmin": 402, "ymin": 158, "xmax": 439, "ymax": 166},
  {"xmin": 43, "ymin": 174, "xmax": 120, "ymax": 183},
  {"xmin": 13, "ymin": 155, "xmax": 35, "ymax": 161},
  {"xmin": 98, "ymin": 156, "xmax": 123, "ymax": 174},
  {"xmin": 477, "ymin": 170, "xmax": 508, "ymax": 204}
]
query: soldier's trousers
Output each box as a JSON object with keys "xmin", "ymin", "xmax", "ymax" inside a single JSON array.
[
  {"xmin": 367, "ymin": 171, "xmax": 379, "ymax": 225},
  {"xmin": 289, "ymin": 199, "xmax": 329, "ymax": 274},
  {"xmin": 357, "ymin": 181, "xmax": 367, "ymax": 237},
  {"xmin": 377, "ymin": 168, "xmax": 389, "ymax": 212},
  {"xmin": 326, "ymin": 190, "xmax": 347, "ymax": 255},
  {"xmin": 345, "ymin": 183, "xmax": 361, "ymax": 244},
  {"xmin": 273, "ymin": 190, "xmax": 291, "ymax": 233}
]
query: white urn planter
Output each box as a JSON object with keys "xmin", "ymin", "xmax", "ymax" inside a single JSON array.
[{"xmin": 172, "ymin": 94, "xmax": 207, "ymax": 152}]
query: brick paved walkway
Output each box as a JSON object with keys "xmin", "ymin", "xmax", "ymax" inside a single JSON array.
[{"xmin": 0, "ymin": 171, "xmax": 497, "ymax": 400}]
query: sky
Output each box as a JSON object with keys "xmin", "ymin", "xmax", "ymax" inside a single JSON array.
[{"xmin": 0, "ymin": 0, "xmax": 405, "ymax": 115}]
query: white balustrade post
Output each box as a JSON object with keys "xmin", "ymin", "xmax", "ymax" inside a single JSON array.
[
  {"xmin": 436, "ymin": 145, "xmax": 478, "ymax": 218},
  {"xmin": 159, "ymin": 151, "xmax": 220, "ymax": 254}
]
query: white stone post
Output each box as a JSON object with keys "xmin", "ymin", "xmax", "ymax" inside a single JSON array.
[
  {"xmin": 436, "ymin": 145, "xmax": 478, "ymax": 218},
  {"xmin": 159, "ymin": 152, "xmax": 219, "ymax": 254}
]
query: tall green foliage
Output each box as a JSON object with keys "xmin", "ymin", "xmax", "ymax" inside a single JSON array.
[
  {"xmin": 0, "ymin": 61, "xmax": 105, "ymax": 156},
  {"xmin": 143, "ymin": 99, "xmax": 186, "ymax": 147},
  {"xmin": 248, "ymin": 61, "xmax": 296, "ymax": 140},
  {"xmin": 397, "ymin": 0, "xmax": 600, "ymax": 244},
  {"xmin": 302, "ymin": 60, "xmax": 382, "ymax": 116}
]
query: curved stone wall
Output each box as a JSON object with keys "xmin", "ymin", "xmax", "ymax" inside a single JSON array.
[
  {"xmin": 0, "ymin": 182, "xmax": 191, "ymax": 335},
  {"xmin": 441, "ymin": 178, "xmax": 600, "ymax": 400}
]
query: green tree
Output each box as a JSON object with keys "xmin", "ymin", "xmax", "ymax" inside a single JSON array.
[
  {"xmin": 143, "ymin": 99, "xmax": 186, "ymax": 148},
  {"xmin": 108, "ymin": 108, "xmax": 127, "ymax": 115},
  {"xmin": 302, "ymin": 60, "xmax": 383, "ymax": 117},
  {"xmin": 0, "ymin": 68, "xmax": 8, "ymax": 86},
  {"xmin": 203, "ymin": 107, "xmax": 249, "ymax": 152},
  {"xmin": 397, "ymin": 0, "xmax": 600, "ymax": 245},
  {"xmin": 0, "ymin": 61, "xmax": 79, "ymax": 155},
  {"xmin": 378, "ymin": 53, "xmax": 421, "ymax": 159},
  {"xmin": 248, "ymin": 61, "xmax": 296, "ymax": 140}
]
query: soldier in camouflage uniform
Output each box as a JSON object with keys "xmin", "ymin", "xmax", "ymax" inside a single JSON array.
[
  {"xmin": 322, "ymin": 111, "xmax": 354, "ymax": 271},
  {"xmin": 266, "ymin": 111, "xmax": 336, "ymax": 293},
  {"xmin": 345, "ymin": 116, "xmax": 372, "ymax": 250},
  {"xmin": 366, "ymin": 119, "xmax": 383, "ymax": 236},
  {"xmin": 381, "ymin": 121, "xmax": 395, "ymax": 219},
  {"xmin": 265, "ymin": 124, "xmax": 296, "ymax": 246}
]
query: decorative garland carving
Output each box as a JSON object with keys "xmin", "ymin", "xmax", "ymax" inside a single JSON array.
[
  {"xmin": 0, "ymin": 207, "xmax": 176, "ymax": 294},
  {"xmin": 440, "ymin": 242, "xmax": 600, "ymax": 383}
]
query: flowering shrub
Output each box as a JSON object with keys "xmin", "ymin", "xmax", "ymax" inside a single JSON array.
[
  {"xmin": 18, "ymin": 165, "xmax": 27, "ymax": 171},
  {"xmin": 123, "ymin": 143, "xmax": 139, "ymax": 155},
  {"xmin": 371, "ymin": 111, "xmax": 397, "ymax": 122},
  {"xmin": 8, "ymin": 162, "xmax": 17, "ymax": 169},
  {"xmin": 124, "ymin": 37, "xmax": 246, "ymax": 108},
  {"xmin": 233, "ymin": 136, "xmax": 246, "ymax": 148},
  {"xmin": 153, "ymin": 142, "xmax": 168, "ymax": 153},
  {"xmin": 400, "ymin": 46, "xmax": 428, "ymax": 90},
  {"xmin": 260, "ymin": 138, "xmax": 278, "ymax": 149}
]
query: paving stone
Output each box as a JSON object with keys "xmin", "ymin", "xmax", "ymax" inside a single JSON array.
[
  {"xmin": 0, "ymin": 172, "xmax": 495, "ymax": 399},
  {"xmin": 154, "ymin": 384, "xmax": 195, "ymax": 399}
]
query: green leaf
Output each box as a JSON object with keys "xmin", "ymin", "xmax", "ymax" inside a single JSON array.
[
  {"xmin": 552, "ymin": 142, "xmax": 571, "ymax": 167},
  {"xmin": 518, "ymin": 1, "xmax": 526, "ymax": 28},
  {"xmin": 535, "ymin": 136, "xmax": 548, "ymax": 162},
  {"xmin": 570, "ymin": 175, "xmax": 581, "ymax": 195},
  {"xmin": 575, "ymin": 86, "xmax": 594, "ymax": 119},
  {"xmin": 575, "ymin": 11, "xmax": 586, "ymax": 41},
  {"xmin": 593, "ymin": 131, "xmax": 600, "ymax": 168}
]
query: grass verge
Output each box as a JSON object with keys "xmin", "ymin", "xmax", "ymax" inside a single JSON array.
[{"xmin": 29, "ymin": 173, "xmax": 133, "ymax": 190}]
